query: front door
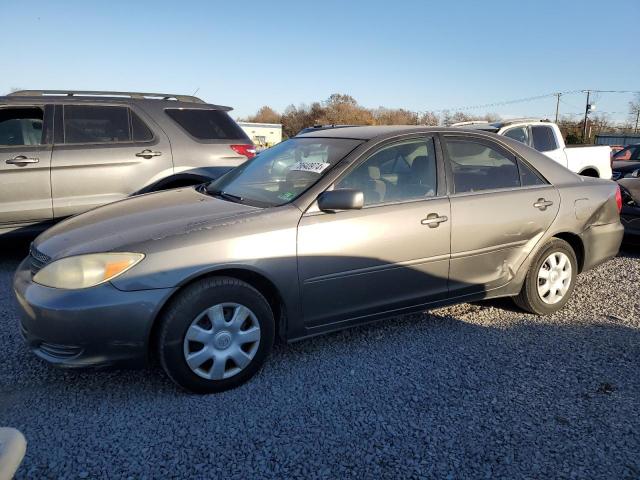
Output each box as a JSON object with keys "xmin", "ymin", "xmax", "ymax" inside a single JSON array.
[
  {"xmin": 297, "ymin": 137, "xmax": 450, "ymax": 329},
  {"xmin": 442, "ymin": 135, "xmax": 560, "ymax": 296},
  {"xmin": 0, "ymin": 105, "xmax": 53, "ymax": 227},
  {"xmin": 51, "ymin": 104, "xmax": 173, "ymax": 218}
]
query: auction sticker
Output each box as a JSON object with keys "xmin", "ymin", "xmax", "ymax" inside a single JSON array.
[{"xmin": 289, "ymin": 161, "xmax": 331, "ymax": 174}]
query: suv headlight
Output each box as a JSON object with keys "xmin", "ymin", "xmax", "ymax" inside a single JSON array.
[{"xmin": 33, "ymin": 252, "xmax": 145, "ymax": 289}]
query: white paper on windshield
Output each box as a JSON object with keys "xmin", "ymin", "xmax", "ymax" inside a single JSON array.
[{"xmin": 289, "ymin": 161, "xmax": 331, "ymax": 174}]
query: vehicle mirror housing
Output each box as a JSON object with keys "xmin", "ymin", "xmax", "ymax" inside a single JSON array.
[{"xmin": 317, "ymin": 189, "xmax": 364, "ymax": 212}]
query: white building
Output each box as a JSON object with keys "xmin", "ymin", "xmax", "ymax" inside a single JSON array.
[{"xmin": 237, "ymin": 122, "xmax": 282, "ymax": 149}]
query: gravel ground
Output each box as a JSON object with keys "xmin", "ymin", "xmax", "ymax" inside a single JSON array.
[{"xmin": 1, "ymin": 238, "xmax": 639, "ymax": 479}]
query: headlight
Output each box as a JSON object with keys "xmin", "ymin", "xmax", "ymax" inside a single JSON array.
[{"xmin": 33, "ymin": 252, "xmax": 145, "ymax": 289}]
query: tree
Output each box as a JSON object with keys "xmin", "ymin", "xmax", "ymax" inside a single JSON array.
[
  {"xmin": 244, "ymin": 106, "xmax": 280, "ymax": 124},
  {"xmin": 419, "ymin": 111, "xmax": 440, "ymax": 126},
  {"xmin": 372, "ymin": 107, "xmax": 418, "ymax": 125},
  {"xmin": 629, "ymin": 94, "xmax": 640, "ymax": 133}
]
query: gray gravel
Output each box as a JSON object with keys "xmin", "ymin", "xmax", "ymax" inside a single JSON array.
[{"xmin": 1, "ymin": 237, "xmax": 639, "ymax": 479}]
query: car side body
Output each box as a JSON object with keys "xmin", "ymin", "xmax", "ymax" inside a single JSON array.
[
  {"xmin": 14, "ymin": 126, "xmax": 623, "ymax": 382},
  {"xmin": 0, "ymin": 90, "xmax": 254, "ymax": 235}
]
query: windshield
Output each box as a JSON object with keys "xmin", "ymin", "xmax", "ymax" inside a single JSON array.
[{"xmin": 206, "ymin": 137, "xmax": 363, "ymax": 207}]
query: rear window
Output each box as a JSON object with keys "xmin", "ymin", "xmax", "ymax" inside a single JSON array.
[
  {"xmin": 165, "ymin": 109, "xmax": 248, "ymax": 141},
  {"xmin": 530, "ymin": 125, "xmax": 558, "ymax": 152}
]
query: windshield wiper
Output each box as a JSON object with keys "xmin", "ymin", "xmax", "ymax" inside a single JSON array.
[{"xmin": 207, "ymin": 188, "xmax": 244, "ymax": 203}]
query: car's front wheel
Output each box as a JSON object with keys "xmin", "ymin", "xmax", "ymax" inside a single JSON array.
[
  {"xmin": 514, "ymin": 238, "xmax": 578, "ymax": 315},
  {"xmin": 157, "ymin": 277, "xmax": 275, "ymax": 393}
]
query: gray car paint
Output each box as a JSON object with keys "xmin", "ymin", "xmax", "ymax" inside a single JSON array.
[
  {"xmin": 14, "ymin": 126, "xmax": 623, "ymax": 367},
  {"xmin": 0, "ymin": 93, "xmax": 252, "ymax": 234}
]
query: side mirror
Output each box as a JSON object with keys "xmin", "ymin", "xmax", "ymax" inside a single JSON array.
[{"xmin": 317, "ymin": 189, "xmax": 364, "ymax": 212}]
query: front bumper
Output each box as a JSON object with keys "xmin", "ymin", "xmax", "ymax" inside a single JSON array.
[
  {"xmin": 13, "ymin": 258, "xmax": 175, "ymax": 368},
  {"xmin": 580, "ymin": 221, "xmax": 625, "ymax": 271}
]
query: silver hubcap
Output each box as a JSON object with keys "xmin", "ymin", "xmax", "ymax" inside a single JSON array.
[
  {"xmin": 183, "ymin": 303, "xmax": 261, "ymax": 380},
  {"xmin": 537, "ymin": 252, "xmax": 572, "ymax": 305}
]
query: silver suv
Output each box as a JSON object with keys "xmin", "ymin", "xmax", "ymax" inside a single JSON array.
[{"xmin": 0, "ymin": 90, "xmax": 254, "ymax": 234}]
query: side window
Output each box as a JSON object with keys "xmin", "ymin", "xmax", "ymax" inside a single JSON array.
[
  {"xmin": 445, "ymin": 139, "xmax": 520, "ymax": 193},
  {"xmin": 530, "ymin": 125, "xmax": 558, "ymax": 152},
  {"xmin": 336, "ymin": 138, "xmax": 437, "ymax": 206},
  {"xmin": 503, "ymin": 127, "xmax": 529, "ymax": 145},
  {"xmin": 0, "ymin": 107, "xmax": 44, "ymax": 146},
  {"xmin": 64, "ymin": 105, "xmax": 130, "ymax": 144},
  {"xmin": 630, "ymin": 146, "xmax": 640, "ymax": 161},
  {"xmin": 131, "ymin": 111, "xmax": 154, "ymax": 141},
  {"xmin": 518, "ymin": 159, "xmax": 546, "ymax": 186}
]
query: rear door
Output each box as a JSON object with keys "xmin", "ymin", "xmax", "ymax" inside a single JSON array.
[
  {"xmin": 442, "ymin": 135, "xmax": 560, "ymax": 296},
  {"xmin": 51, "ymin": 104, "xmax": 173, "ymax": 218},
  {"xmin": 0, "ymin": 104, "xmax": 53, "ymax": 226}
]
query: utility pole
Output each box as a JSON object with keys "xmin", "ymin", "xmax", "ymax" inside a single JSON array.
[
  {"xmin": 582, "ymin": 90, "xmax": 591, "ymax": 142},
  {"xmin": 635, "ymin": 109, "xmax": 640, "ymax": 134},
  {"xmin": 554, "ymin": 92, "xmax": 561, "ymax": 123}
]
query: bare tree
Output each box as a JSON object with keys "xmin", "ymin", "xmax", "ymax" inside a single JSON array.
[
  {"xmin": 629, "ymin": 94, "xmax": 640, "ymax": 133},
  {"xmin": 243, "ymin": 106, "xmax": 281, "ymax": 124}
]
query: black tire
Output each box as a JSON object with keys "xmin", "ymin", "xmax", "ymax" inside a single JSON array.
[
  {"xmin": 157, "ymin": 276, "xmax": 275, "ymax": 394},
  {"xmin": 513, "ymin": 238, "xmax": 578, "ymax": 315}
]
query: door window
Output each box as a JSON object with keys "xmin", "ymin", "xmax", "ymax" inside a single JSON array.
[
  {"xmin": 336, "ymin": 138, "xmax": 437, "ymax": 205},
  {"xmin": 503, "ymin": 126, "xmax": 529, "ymax": 145},
  {"xmin": 530, "ymin": 125, "xmax": 558, "ymax": 152},
  {"xmin": 445, "ymin": 139, "xmax": 521, "ymax": 193},
  {"xmin": 64, "ymin": 105, "xmax": 130, "ymax": 143},
  {"xmin": 0, "ymin": 107, "xmax": 44, "ymax": 146}
]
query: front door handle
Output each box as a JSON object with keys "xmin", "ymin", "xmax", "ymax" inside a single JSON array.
[
  {"xmin": 533, "ymin": 198, "xmax": 554, "ymax": 211},
  {"xmin": 135, "ymin": 149, "xmax": 162, "ymax": 159},
  {"xmin": 421, "ymin": 213, "xmax": 448, "ymax": 228},
  {"xmin": 5, "ymin": 155, "xmax": 39, "ymax": 165}
]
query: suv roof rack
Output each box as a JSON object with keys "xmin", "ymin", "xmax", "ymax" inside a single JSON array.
[{"xmin": 7, "ymin": 90, "xmax": 206, "ymax": 104}]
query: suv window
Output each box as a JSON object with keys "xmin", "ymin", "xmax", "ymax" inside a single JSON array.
[
  {"xmin": 445, "ymin": 139, "xmax": 520, "ymax": 193},
  {"xmin": 530, "ymin": 125, "xmax": 558, "ymax": 152},
  {"xmin": 337, "ymin": 138, "xmax": 437, "ymax": 205},
  {"xmin": 131, "ymin": 111, "xmax": 154, "ymax": 142},
  {"xmin": 503, "ymin": 127, "xmax": 529, "ymax": 145},
  {"xmin": 0, "ymin": 107, "xmax": 44, "ymax": 146},
  {"xmin": 165, "ymin": 109, "xmax": 249, "ymax": 141},
  {"xmin": 64, "ymin": 105, "xmax": 130, "ymax": 143}
]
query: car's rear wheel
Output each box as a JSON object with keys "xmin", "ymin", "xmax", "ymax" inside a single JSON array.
[
  {"xmin": 514, "ymin": 238, "xmax": 577, "ymax": 315},
  {"xmin": 157, "ymin": 277, "xmax": 275, "ymax": 393}
]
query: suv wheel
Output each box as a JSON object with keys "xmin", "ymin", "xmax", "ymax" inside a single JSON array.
[
  {"xmin": 157, "ymin": 277, "xmax": 275, "ymax": 393},
  {"xmin": 514, "ymin": 238, "xmax": 577, "ymax": 315}
]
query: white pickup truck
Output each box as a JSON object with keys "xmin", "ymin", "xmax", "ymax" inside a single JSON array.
[{"xmin": 452, "ymin": 119, "xmax": 612, "ymax": 179}]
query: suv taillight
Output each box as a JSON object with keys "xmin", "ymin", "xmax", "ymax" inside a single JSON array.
[
  {"xmin": 230, "ymin": 144, "xmax": 256, "ymax": 160},
  {"xmin": 615, "ymin": 184, "xmax": 622, "ymax": 213}
]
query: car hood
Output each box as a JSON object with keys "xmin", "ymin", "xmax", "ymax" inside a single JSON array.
[{"xmin": 34, "ymin": 187, "xmax": 261, "ymax": 259}]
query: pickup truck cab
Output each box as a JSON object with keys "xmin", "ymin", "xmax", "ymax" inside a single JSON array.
[{"xmin": 453, "ymin": 119, "xmax": 612, "ymax": 179}]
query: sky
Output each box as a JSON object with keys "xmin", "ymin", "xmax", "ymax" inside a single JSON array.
[{"xmin": 1, "ymin": 0, "xmax": 638, "ymax": 123}]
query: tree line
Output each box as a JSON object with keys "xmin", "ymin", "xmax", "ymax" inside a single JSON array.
[{"xmin": 241, "ymin": 93, "xmax": 640, "ymax": 141}]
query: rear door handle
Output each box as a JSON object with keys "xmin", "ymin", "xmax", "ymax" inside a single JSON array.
[
  {"xmin": 5, "ymin": 155, "xmax": 39, "ymax": 165},
  {"xmin": 533, "ymin": 198, "xmax": 554, "ymax": 211},
  {"xmin": 135, "ymin": 149, "xmax": 162, "ymax": 159},
  {"xmin": 421, "ymin": 213, "xmax": 448, "ymax": 228}
]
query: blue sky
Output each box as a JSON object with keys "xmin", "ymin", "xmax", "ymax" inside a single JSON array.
[{"xmin": 1, "ymin": 0, "xmax": 638, "ymax": 122}]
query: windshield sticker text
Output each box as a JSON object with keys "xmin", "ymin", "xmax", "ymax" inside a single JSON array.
[{"xmin": 289, "ymin": 161, "xmax": 331, "ymax": 174}]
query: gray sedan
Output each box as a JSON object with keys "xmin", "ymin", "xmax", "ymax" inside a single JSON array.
[{"xmin": 14, "ymin": 126, "xmax": 623, "ymax": 393}]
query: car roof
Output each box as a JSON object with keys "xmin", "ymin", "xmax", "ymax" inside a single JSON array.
[
  {"xmin": 295, "ymin": 125, "xmax": 493, "ymax": 140},
  {"xmin": 1, "ymin": 90, "xmax": 232, "ymax": 111}
]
